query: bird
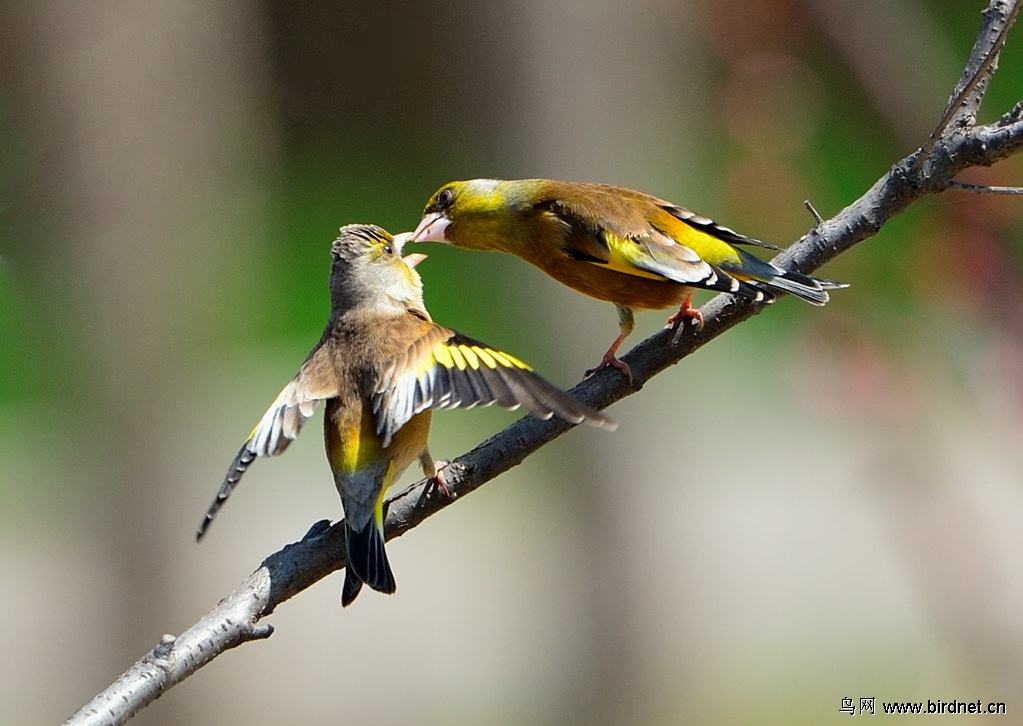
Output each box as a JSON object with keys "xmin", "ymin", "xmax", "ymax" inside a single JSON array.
[
  {"xmin": 196, "ymin": 223, "xmax": 615, "ymax": 606},
  {"xmin": 409, "ymin": 179, "xmax": 846, "ymax": 380}
]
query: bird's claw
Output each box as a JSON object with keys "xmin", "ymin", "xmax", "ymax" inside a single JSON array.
[
  {"xmin": 585, "ymin": 354, "xmax": 634, "ymax": 386},
  {"xmin": 666, "ymin": 294, "xmax": 704, "ymax": 345},
  {"xmin": 418, "ymin": 460, "xmax": 452, "ymax": 505},
  {"xmin": 666, "ymin": 295, "xmax": 704, "ymax": 331}
]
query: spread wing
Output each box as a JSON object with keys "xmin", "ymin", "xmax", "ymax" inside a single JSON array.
[
  {"xmin": 373, "ymin": 322, "xmax": 615, "ymax": 447},
  {"xmin": 196, "ymin": 344, "xmax": 339, "ymax": 540}
]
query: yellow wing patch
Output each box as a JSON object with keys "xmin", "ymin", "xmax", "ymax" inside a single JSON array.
[
  {"xmin": 431, "ymin": 343, "xmax": 454, "ymax": 370},
  {"xmin": 434, "ymin": 341, "xmax": 532, "ymax": 373},
  {"xmin": 601, "ymin": 230, "xmax": 677, "ymax": 281},
  {"xmin": 373, "ymin": 327, "xmax": 613, "ymax": 447},
  {"xmin": 661, "ymin": 221, "xmax": 744, "ymax": 269}
]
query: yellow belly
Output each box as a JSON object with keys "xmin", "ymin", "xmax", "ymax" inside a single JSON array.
[{"xmin": 326, "ymin": 398, "xmax": 432, "ymax": 483}]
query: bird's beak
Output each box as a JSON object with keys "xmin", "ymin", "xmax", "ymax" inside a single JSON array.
[
  {"xmin": 409, "ymin": 212, "xmax": 451, "ymax": 243},
  {"xmin": 391, "ymin": 231, "xmax": 412, "ymax": 252},
  {"xmin": 403, "ymin": 252, "xmax": 428, "ymax": 269},
  {"xmin": 390, "ymin": 232, "xmax": 426, "ymax": 268}
]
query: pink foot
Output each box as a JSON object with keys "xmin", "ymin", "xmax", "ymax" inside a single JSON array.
[
  {"xmin": 666, "ymin": 293, "xmax": 704, "ymax": 330},
  {"xmin": 585, "ymin": 351, "xmax": 634, "ymax": 385},
  {"xmin": 426, "ymin": 460, "xmax": 451, "ymax": 497}
]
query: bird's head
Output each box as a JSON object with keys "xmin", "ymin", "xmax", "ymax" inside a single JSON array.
[
  {"xmin": 409, "ymin": 179, "xmax": 538, "ymax": 252},
  {"xmin": 330, "ymin": 224, "xmax": 427, "ymax": 315}
]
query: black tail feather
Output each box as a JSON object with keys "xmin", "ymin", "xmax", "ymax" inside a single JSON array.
[
  {"xmin": 341, "ymin": 521, "xmax": 396, "ymax": 607},
  {"xmin": 729, "ymin": 248, "xmax": 847, "ymax": 307},
  {"xmin": 341, "ymin": 568, "xmax": 364, "ymax": 607}
]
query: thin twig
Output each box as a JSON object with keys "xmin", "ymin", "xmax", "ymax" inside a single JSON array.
[
  {"xmin": 948, "ymin": 180, "xmax": 1023, "ymax": 194},
  {"xmin": 803, "ymin": 200, "xmax": 825, "ymax": 225}
]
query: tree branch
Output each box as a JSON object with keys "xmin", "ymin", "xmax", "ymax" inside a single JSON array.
[
  {"xmin": 63, "ymin": 1, "xmax": 1023, "ymax": 723},
  {"xmin": 914, "ymin": 0, "xmax": 1021, "ymax": 169}
]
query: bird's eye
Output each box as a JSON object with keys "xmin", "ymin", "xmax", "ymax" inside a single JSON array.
[
  {"xmin": 437, "ymin": 188, "xmax": 453, "ymax": 208},
  {"xmin": 383, "ymin": 244, "xmax": 393, "ymax": 255}
]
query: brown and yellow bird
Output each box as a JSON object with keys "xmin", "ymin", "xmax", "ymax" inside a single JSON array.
[
  {"xmin": 196, "ymin": 224, "xmax": 615, "ymax": 606},
  {"xmin": 409, "ymin": 179, "xmax": 846, "ymax": 379}
]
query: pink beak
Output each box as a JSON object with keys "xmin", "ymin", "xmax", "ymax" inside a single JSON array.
[
  {"xmin": 409, "ymin": 212, "xmax": 451, "ymax": 242},
  {"xmin": 403, "ymin": 252, "xmax": 428, "ymax": 269},
  {"xmin": 391, "ymin": 231, "xmax": 427, "ymax": 268}
]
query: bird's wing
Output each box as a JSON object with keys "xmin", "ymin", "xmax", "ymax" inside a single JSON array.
[
  {"xmin": 196, "ymin": 344, "xmax": 339, "ymax": 539},
  {"xmin": 372, "ymin": 319, "xmax": 615, "ymax": 447},
  {"xmin": 244, "ymin": 345, "xmax": 339, "ymax": 458},
  {"xmin": 660, "ymin": 204, "xmax": 781, "ymax": 251},
  {"xmin": 538, "ymin": 185, "xmax": 839, "ymax": 302},
  {"xmin": 541, "ymin": 196, "xmax": 757, "ymax": 295}
]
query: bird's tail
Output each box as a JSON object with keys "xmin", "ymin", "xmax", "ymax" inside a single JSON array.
[
  {"xmin": 341, "ymin": 521, "xmax": 396, "ymax": 607},
  {"xmin": 732, "ymin": 248, "xmax": 847, "ymax": 307}
]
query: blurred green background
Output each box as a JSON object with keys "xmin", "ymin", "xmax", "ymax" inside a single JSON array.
[{"xmin": 3, "ymin": 1, "xmax": 1023, "ymax": 724}]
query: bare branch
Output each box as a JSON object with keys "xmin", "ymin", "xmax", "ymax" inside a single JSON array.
[
  {"xmin": 915, "ymin": 0, "xmax": 1022, "ymax": 169},
  {"xmin": 63, "ymin": 567, "xmax": 277, "ymax": 726},
  {"xmin": 62, "ymin": 2, "xmax": 1023, "ymax": 723}
]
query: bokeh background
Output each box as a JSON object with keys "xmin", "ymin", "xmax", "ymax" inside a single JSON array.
[{"xmin": 3, "ymin": 1, "xmax": 1023, "ymax": 724}]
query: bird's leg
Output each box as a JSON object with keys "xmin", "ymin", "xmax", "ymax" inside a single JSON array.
[
  {"xmin": 586, "ymin": 336, "xmax": 632, "ymax": 381},
  {"xmin": 585, "ymin": 305, "xmax": 635, "ymax": 384},
  {"xmin": 418, "ymin": 449, "xmax": 451, "ymax": 499}
]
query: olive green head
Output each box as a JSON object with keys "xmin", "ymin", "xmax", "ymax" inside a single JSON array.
[{"xmin": 410, "ymin": 179, "xmax": 548, "ymax": 252}]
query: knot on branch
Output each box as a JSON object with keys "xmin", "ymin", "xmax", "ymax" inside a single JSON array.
[
  {"xmin": 152, "ymin": 634, "xmax": 176, "ymax": 660},
  {"xmin": 1001, "ymin": 100, "xmax": 1023, "ymax": 124}
]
